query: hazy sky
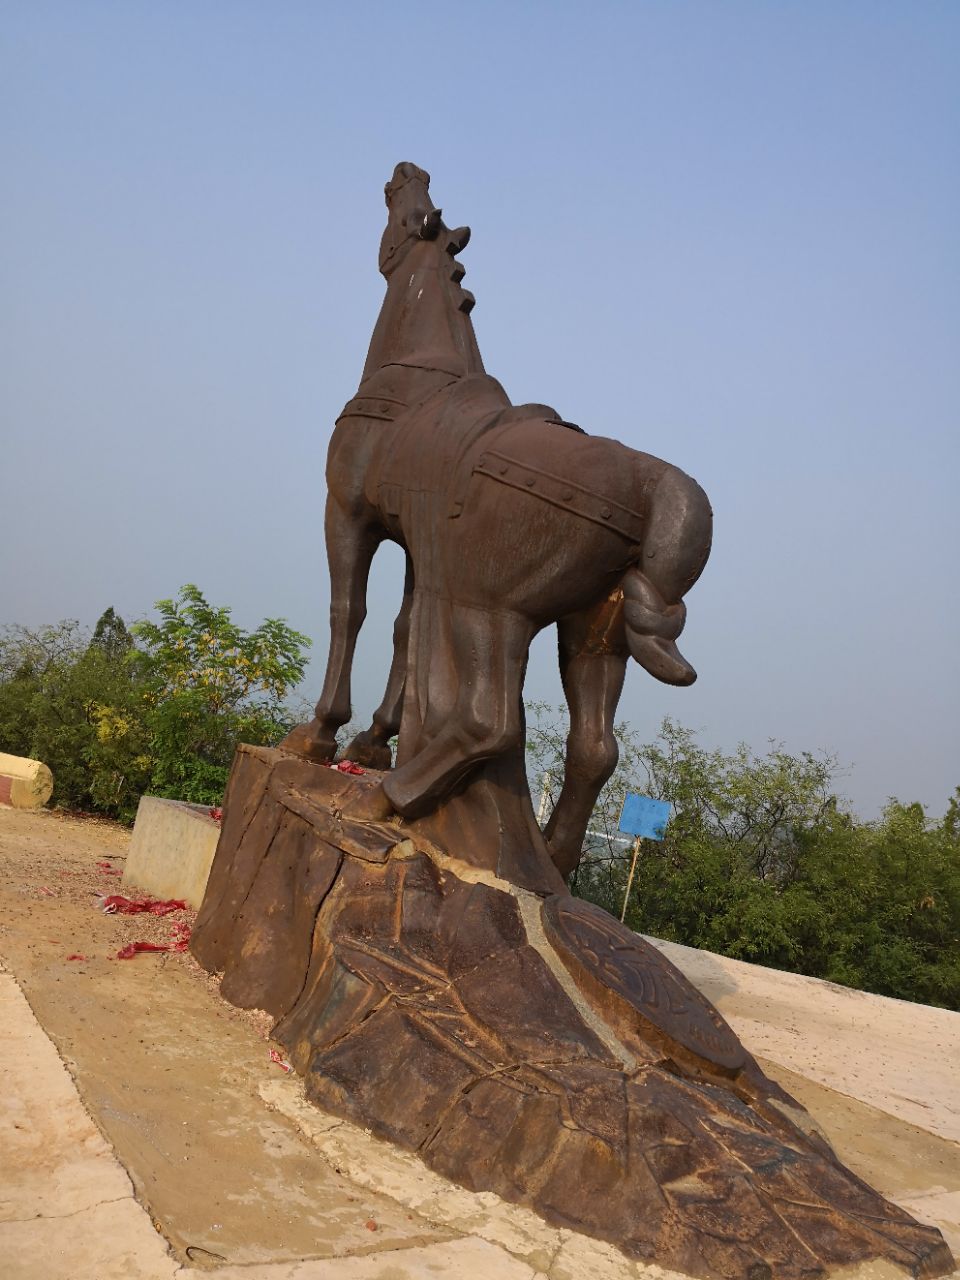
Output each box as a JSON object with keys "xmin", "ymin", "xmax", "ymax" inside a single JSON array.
[{"xmin": 3, "ymin": 2, "xmax": 958, "ymax": 817}]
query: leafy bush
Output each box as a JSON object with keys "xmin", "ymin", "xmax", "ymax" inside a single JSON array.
[
  {"xmin": 0, "ymin": 587, "xmax": 310, "ymax": 818},
  {"xmin": 0, "ymin": 619, "xmax": 150, "ymax": 820},
  {"xmin": 131, "ymin": 584, "xmax": 310, "ymax": 804}
]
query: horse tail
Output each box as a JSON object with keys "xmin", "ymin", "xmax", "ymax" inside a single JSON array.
[{"xmin": 622, "ymin": 465, "xmax": 713, "ymax": 687}]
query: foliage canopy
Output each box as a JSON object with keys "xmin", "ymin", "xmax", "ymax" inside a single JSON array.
[{"xmin": 0, "ymin": 586, "xmax": 310, "ymax": 819}]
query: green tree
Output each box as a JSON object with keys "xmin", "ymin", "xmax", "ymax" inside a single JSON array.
[
  {"xmin": 0, "ymin": 615, "xmax": 151, "ymax": 820},
  {"xmin": 90, "ymin": 606, "xmax": 133, "ymax": 658},
  {"xmin": 131, "ymin": 584, "xmax": 310, "ymax": 804},
  {"xmin": 0, "ymin": 591, "xmax": 312, "ymax": 819}
]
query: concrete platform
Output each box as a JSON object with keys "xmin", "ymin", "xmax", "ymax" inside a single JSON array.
[
  {"xmin": 122, "ymin": 795, "xmax": 221, "ymax": 909},
  {"xmin": 1, "ymin": 805, "xmax": 957, "ymax": 1279}
]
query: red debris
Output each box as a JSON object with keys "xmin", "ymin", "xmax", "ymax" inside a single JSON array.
[
  {"xmin": 168, "ymin": 923, "xmax": 192, "ymax": 952},
  {"xmin": 101, "ymin": 894, "xmax": 187, "ymax": 916},
  {"xmin": 96, "ymin": 861, "xmax": 122, "ymax": 876},
  {"xmin": 115, "ymin": 924, "xmax": 191, "ymax": 960},
  {"xmin": 209, "ymin": 807, "xmax": 223, "ymax": 823},
  {"xmin": 116, "ymin": 940, "xmax": 170, "ymax": 959},
  {"xmin": 269, "ymin": 1048, "xmax": 293, "ymax": 1073},
  {"xmin": 328, "ymin": 760, "xmax": 365, "ymax": 776},
  {"xmin": 38, "ymin": 886, "xmax": 56, "ymax": 897},
  {"xmin": 66, "ymin": 953, "xmax": 87, "ymax": 962},
  {"xmin": 365, "ymin": 1220, "xmax": 379, "ymax": 1232}
]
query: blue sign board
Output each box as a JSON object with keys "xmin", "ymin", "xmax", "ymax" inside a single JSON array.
[{"xmin": 618, "ymin": 794, "xmax": 671, "ymax": 841}]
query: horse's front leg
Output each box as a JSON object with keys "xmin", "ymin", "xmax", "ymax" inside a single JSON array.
[
  {"xmin": 544, "ymin": 593, "xmax": 629, "ymax": 880},
  {"xmin": 280, "ymin": 493, "xmax": 383, "ymax": 762},
  {"xmin": 343, "ymin": 550, "xmax": 414, "ymax": 769}
]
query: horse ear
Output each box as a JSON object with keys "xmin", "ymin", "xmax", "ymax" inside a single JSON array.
[
  {"xmin": 446, "ymin": 226, "xmax": 471, "ymax": 255},
  {"xmin": 419, "ymin": 207, "xmax": 443, "ymax": 240}
]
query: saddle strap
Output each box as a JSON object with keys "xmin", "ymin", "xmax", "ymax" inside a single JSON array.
[
  {"xmin": 474, "ymin": 449, "xmax": 647, "ymax": 544},
  {"xmin": 337, "ymin": 394, "xmax": 407, "ymax": 423},
  {"xmin": 446, "ymin": 406, "xmax": 584, "ymax": 518}
]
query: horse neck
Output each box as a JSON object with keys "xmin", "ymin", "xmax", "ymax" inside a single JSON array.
[{"xmin": 359, "ymin": 240, "xmax": 485, "ymax": 400}]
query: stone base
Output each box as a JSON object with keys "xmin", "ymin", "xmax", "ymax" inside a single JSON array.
[
  {"xmin": 191, "ymin": 746, "xmax": 954, "ymax": 1280},
  {"xmin": 123, "ymin": 796, "xmax": 221, "ymax": 909}
]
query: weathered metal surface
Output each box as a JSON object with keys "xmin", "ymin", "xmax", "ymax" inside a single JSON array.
[
  {"xmin": 473, "ymin": 448, "xmax": 651, "ymax": 542},
  {"xmin": 192, "ymin": 751, "xmax": 954, "ymax": 1279}
]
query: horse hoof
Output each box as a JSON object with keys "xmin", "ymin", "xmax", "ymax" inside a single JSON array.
[
  {"xmin": 343, "ymin": 729, "xmax": 394, "ymax": 771},
  {"xmin": 277, "ymin": 721, "xmax": 337, "ymax": 763}
]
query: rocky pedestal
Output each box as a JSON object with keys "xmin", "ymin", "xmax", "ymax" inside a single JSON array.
[{"xmin": 191, "ymin": 746, "xmax": 954, "ymax": 1280}]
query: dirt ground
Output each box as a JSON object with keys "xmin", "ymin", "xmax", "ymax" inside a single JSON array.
[
  {"xmin": 1, "ymin": 805, "xmax": 957, "ymax": 1271},
  {"xmin": 0, "ymin": 806, "xmax": 454, "ymax": 1269}
]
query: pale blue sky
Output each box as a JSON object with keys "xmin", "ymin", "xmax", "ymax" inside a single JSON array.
[{"xmin": 2, "ymin": 2, "xmax": 958, "ymax": 816}]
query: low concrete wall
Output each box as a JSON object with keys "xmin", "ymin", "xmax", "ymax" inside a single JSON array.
[
  {"xmin": 122, "ymin": 796, "xmax": 221, "ymax": 909},
  {"xmin": 650, "ymin": 933, "xmax": 960, "ymax": 1146},
  {"xmin": 0, "ymin": 752, "xmax": 53, "ymax": 809}
]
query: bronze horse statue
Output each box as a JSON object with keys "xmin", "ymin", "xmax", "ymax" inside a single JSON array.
[
  {"xmin": 283, "ymin": 163, "xmax": 712, "ymax": 879},
  {"xmin": 193, "ymin": 165, "xmax": 954, "ymax": 1278}
]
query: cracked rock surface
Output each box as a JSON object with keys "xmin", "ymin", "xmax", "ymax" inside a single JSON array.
[{"xmin": 192, "ymin": 746, "xmax": 955, "ymax": 1280}]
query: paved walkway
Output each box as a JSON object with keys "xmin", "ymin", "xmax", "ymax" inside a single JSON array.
[
  {"xmin": 1, "ymin": 960, "xmax": 550, "ymax": 1279},
  {"xmin": 1, "ymin": 962, "xmax": 176, "ymax": 1280}
]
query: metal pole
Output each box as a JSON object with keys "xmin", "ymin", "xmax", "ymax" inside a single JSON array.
[{"xmin": 620, "ymin": 835, "xmax": 642, "ymax": 924}]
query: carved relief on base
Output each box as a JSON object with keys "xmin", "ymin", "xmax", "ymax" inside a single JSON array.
[{"xmin": 191, "ymin": 746, "xmax": 954, "ymax": 1280}]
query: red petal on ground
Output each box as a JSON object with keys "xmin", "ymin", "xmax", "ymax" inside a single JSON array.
[
  {"xmin": 101, "ymin": 895, "xmax": 187, "ymax": 916},
  {"xmin": 116, "ymin": 941, "xmax": 171, "ymax": 960}
]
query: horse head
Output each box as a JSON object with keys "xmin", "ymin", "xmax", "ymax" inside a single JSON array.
[{"xmin": 379, "ymin": 163, "xmax": 472, "ymax": 300}]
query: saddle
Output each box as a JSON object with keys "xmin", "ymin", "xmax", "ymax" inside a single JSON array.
[
  {"xmin": 370, "ymin": 373, "xmax": 600, "ymax": 538},
  {"xmin": 368, "ymin": 375, "xmax": 570, "ymax": 510}
]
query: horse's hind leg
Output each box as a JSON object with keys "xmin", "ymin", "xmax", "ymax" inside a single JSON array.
[
  {"xmin": 343, "ymin": 551, "xmax": 414, "ymax": 769},
  {"xmin": 280, "ymin": 494, "xmax": 383, "ymax": 762},
  {"xmin": 544, "ymin": 594, "xmax": 629, "ymax": 880},
  {"xmin": 383, "ymin": 602, "xmax": 534, "ymax": 818}
]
